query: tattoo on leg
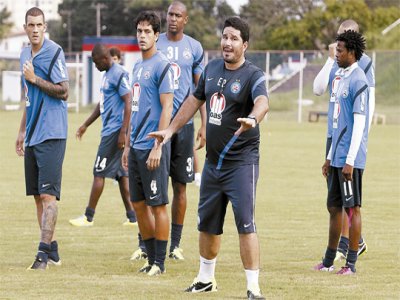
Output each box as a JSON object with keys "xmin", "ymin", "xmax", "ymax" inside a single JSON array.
[{"xmin": 41, "ymin": 201, "xmax": 58, "ymax": 244}]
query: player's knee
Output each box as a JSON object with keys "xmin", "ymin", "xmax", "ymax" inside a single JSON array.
[{"xmin": 327, "ymin": 206, "xmax": 341, "ymax": 215}]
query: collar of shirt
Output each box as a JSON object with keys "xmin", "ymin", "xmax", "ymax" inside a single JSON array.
[{"xmin": 335, "ymin": 61, "xmax": 358, "ymax": 78}]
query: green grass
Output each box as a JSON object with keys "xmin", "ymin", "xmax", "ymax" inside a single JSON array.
[{"xmin": 0, "ymin": 110, "xmax": 399, "ymax": 299}]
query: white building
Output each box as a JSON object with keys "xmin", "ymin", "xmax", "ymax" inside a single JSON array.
[{"xmin": 0, "ymin": 0, "xmax": 63, "ymax": 33}]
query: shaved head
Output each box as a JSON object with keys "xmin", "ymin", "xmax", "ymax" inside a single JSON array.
[
  {"xmin": 92, "ymin": 43, "xmax": 110, "ymax": 58},
  {"xmin": 169, "ymin": 1, "xmax": 187, "ymax": 16},
  {"xmin": 338, "ymin": 19, "xmax": 359, "ymax": 35}
]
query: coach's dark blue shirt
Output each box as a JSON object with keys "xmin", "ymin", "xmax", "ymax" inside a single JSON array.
[{"xmin": 193, "ymin": 59, "xmax": 268, "ymax": 169}]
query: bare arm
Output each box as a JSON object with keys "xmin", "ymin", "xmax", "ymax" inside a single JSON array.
[
  {"xmin": 148, "ymin": 94, "xmax": 203, "ymax": 146},
  {"xmin": 236, "ymin": 95, "xmax": 269, "ymax": 135},
  {"xmin": 146, "ymin": 92, "xmax": 174, "ymax": 171},
  {"xmin": 23, "ymin": 60, "xmax": 69, "ymax": 100},
  {"xmin": 15, "ymin": 102, "xmax": 27, "ymax": 156},
  {"xmin": 76, "ymin": 103, "xmax": 100, "ymax": 140},
  {"xmin": 118, "ymin": 92, "xmax": 132, "ymax": 149}
]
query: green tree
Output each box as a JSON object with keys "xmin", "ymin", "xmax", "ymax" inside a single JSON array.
[{"xmin": 0, "ymin": 7, "xmax": 13, "ymax": 40}]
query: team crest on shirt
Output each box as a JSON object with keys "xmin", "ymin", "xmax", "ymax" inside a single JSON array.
[
  {"xmin": 209, "ymin": 92, "xmax": 226, "ymax": 126},
  {"xmin": 144, "ymin": 71, "xmax": 151, "ymax": 80},
  {"xmin": 183, "ymin": 48, "xmax": 191, "ymax": 60},
  {"xmin": 230, "ymin": 81, "xmax": 241, "ymax": 94}
]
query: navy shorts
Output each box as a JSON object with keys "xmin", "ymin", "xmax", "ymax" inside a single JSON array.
[
  {"xmin": 198, "ymin": 161, "xmax": 259, "ymax": 235},
  {"xmin": 25, "ymin": 139, "xmax": 66, "ymax": 200},
  {"xmin": 170, "ymin": 123, "xmax": 194, "ymax": 183},
  {"xmin": 327, "ymin": 167, "xmax": 363, "ymax": 208},
  {"xmin": 128, "ymin": 143, "xmax": 170, "ymax": 206},
  {"xmin": 93, "ymin": 130, "xmax": 127, "ymax": 180}
]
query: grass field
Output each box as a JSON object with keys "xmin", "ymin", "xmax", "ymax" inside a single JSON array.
[{"xmin": 0, "ymin": 110, "xmax": 399, "ymax": 299}]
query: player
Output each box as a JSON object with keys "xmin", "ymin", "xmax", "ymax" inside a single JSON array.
[
  {"xmin": 16, "ymin": 7, "xmax": 69, "ymax": 270},
  {"xmin": 313, "ymin": 19, "xmax": 374, "ymax": 260},
  {"xmin": 314, "ymin": 30, "xmax": 370, "ymax": 275},
  {"xmin": 156, "ymin": 0, "xmax": 206, "ymax": 260},
  {"xmin": 149, "ymin": 16, "xmax": 269, "ymax": 299},
  {"xmin": 122, "ymin": 11, "xmax": 174, "ymax": 276},
  {"xmin": 69, "ymin": 44, "xmax": 136, "ymax": 227}
]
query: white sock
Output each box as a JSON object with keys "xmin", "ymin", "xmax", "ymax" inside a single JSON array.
[
  {"xmin": 245, "ymin": 269, "xmax": 260, "ymax": 292},
  {"xmin": 198, "ymin": 256, "xmax": 216, "ymax": 283}
]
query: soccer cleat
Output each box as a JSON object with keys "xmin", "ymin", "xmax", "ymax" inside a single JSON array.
[
  {"xmin": 336, "ymin": 266, "xmax": 356, "ymax": 275},
  {"xmin": 358, "ymin": 241, "xmax": 368, "ymax": 257},
  {"xmin": 185, "ymin": 277, "xmax": 218, "ymax": 293},
  {"xmin": 147, "ymin": 264, "xmax": 165, "ymax": 276},
  {"xmin": 138, "ymin": 261, "xmax": 152, "ymax": 273},
  {"xmin": 334, "ymin": 249, "xmax": 347, "ymax": 262},
  {"xmin": 247, "ymin": 289, "xmax": 266, "ymax": 300},
  {"xmin": 130, "ymin": 248, "xmax": 148, "ymax": 260},
  {"xmin": 313, "ymin": 262, "xmax": 334, "ymax": 272},
  {"xmin": 69, "ymin": 215, "xmax": 93, "ymax": 227},
  {"xmin": 122, "ymin": 219, "xmax": 138, "ymax": 226},
  {"xmin": 169, "ymin": 247, "xmax": 184, "ymax": 260},
  {"xmin": 27, "ymin": 254, "xmax": 48, "ymax": 270}
]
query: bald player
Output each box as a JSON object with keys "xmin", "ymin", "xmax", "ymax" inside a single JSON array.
[{"xmin": 313, "ymin": 19, "xmax": 375, "ymax": 262}]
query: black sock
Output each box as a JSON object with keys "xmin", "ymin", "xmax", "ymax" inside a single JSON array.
[
  {"xmin": 358, "ymin": 236, "xmax": 364, "ymax": 245},
  {"xmin": 126, "ymin": 210, "xmax": 136, "ymax": 223},
  {"xmin": 143, "ymin": 238, "xmax": 155, "ymax": 265},
  {"xmin": 138, "ymin": 233, "xmax": 146, "ymax": 252},
  {"xmin": 155, "ymin": 240, "xmax": 168, "ymax": 271},
  {"xmin": 338, "ymin": 236, "xmax": 349, "ymax": 254},
  {"xmin": 346, "ymin": 249, "xmax": 358, "ymax": 272},
  {"xmin": 38, "ymin": 242, "xmax": 50, "ymax": 262},
  {"xmin": 50, "ymin": 240, "xmax": 58, "ymax": 251},
  {"xmin": 169, "ymin": 223, "xmax": 183, "ymax": 253},
  {"xmin": 85, "ymin": 207, "xmax": 95, "ymax": 222},
  {"xmin": 323, "ymin": 247, "xmax": 336, "ymax": 267}
]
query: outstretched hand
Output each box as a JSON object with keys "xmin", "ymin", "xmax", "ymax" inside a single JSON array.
[
  {"xmin": 235, "ymin": 117, "xmax": 256, "ymax": 136},
  {"xmin": 147, "ymin": 129, "xmax": 173, "ymax": 146}
]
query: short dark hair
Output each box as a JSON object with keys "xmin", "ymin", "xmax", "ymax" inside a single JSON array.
[
  {"xmin": 109, "ymin": 47, "xmax": 121, "ymax": 59},
  {"xmin": 25, "ymin": 7, "xmax": 45, "ymax": 24},
  {"xmin": 134, "ymin": 11, "xmax": 161, "ymax": 34},
  {"xmin": 336, "ymin": 30, "xmax": 366, "ymax": 61},
  {"xmin": 92, "ymin": 43, "xmax": 109, "ymax": 58},
  {"xmin": 223, "ymin": 17, "xmax": 250, "ymax": 43}
]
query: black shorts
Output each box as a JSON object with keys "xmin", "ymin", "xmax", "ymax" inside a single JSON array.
[
  {"xmin": 198, "ymin": 161, "xmax": 259, "ymax": 235},
  {"xmin": 25, "ymin": 139, "xmax": 66, "ymax": 200},
  {"xmin": 170, "ymin": 123, "xmax": 194, "ymax": 183},
  {"xmin": 93, "ymin": 130, "xmax": 128, "ymax": 180},
  {"xmin": 327, "ymin": 167, "xmax": 363, "ymax": 208},
  {"xmin": 128, "ymin": 144, "xmax": 170, "ymax": 206}
]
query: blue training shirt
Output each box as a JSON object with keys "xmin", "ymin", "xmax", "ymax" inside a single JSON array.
[
  {"xmin": 20, "ymin": 38, "xmax": 69, "ymax": 146},
  {"xmin": 99, "ymin": 63, "xmax": 131, "ymax": 137},
  {"xmin": 157, "ymin": 33, "xmax": 204, "ymax": 120},
  {"xmin": 327, "ymin": 53, "xmax": 375, "ymax": 138},
  {"xmin": 330, "ymin": 62, "xmax": 369, "ymax": 169},
  {"xmin": 130, "ymin": 51, "xmax": 174, "ymax": 150}
]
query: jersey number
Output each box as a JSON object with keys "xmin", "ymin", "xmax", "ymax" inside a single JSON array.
[{"xmin": 95, "ymin": 156, "xmax": 107, "ymax": 172}]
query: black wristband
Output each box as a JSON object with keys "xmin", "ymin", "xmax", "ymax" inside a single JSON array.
[{"xmin": 247, "ymin": 115, "xmax": 257, "ymax": 125}]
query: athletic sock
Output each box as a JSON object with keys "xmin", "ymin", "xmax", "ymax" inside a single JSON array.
[
  {"xmin": 138, "ymin": 233, "xmax": 146, "ymax": 252},
  {"xmin": 50, "ymin": 240, "xmax": 58, "ymax": 251},
  {"xmin": 169, "ymin": 223, "xmax": 183, "ymax": 252},
  {"xmin": 245, "ymin": 269, "xmax": 260, "ymax": 292},
  {"xmin": 198, "ymin": 256, "xmax": 216, "ymax": 283},
  {"xmin": 126, "ymin": 210, "xmax": 136, "ymax": 223},
  {"xmin": 338, "ymin": 236, "xmax": 349, "ymax": 254},
  {"xmin": 358, "ymin": 236, "xmax": 364, "ymax": 245},
  {"xmin": 154, "ymin": 239, "xmax": 168, "ymax": 271},
  {"xmin": 143, "ymin": 238, "xmax": 155, "ymax": 265},
  {"xmin": 323, "ymin": 247, "xmax": 336, "ymax": 267},
  {"xmin": 346, "ymin": 249, "xmax": 358, "ymax": 272},
  {"xmin": 38, "ymin": 242, "xmax": 50, "ymax": 262},
  {"xmin": 85, "ymin": 207, "xmax": 95, "ymax": 222}
]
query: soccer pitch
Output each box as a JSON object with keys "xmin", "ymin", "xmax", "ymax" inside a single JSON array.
[{"xmin": 0, "ymin": 110, "xmax": 399, "ymax": 299}]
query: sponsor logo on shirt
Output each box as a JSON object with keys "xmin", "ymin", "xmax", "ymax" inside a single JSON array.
[{"xmin": 209, "ymin": 92, "xmax": 226, "ymax": 126}]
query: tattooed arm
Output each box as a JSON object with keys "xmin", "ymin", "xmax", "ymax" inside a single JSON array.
[{"xmin": 23, "ymin": 60, "xmax": 69, "ymax": 101}]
